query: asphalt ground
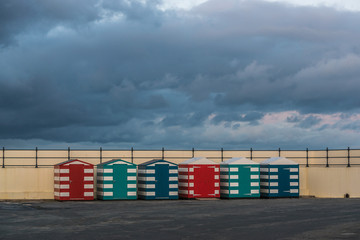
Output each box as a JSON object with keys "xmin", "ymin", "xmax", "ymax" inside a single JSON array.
[{"xmin": 1, "ymin": 198, "xmax": 360, "ymax": 240}]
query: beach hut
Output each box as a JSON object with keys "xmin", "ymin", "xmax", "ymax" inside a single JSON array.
[
  {"xmin": 260, "ymin": 157, "xmax": 299, "ymax": 197},
  {"xmin": 220, "ymin": 157, "xmax": 260, "ymax": 198},
  {"xmin": 96, "ymin": 159, "xmax": 137, "ymax": 200},
  {"xmin": 137, "ymin": 159, "xmax": 178, "ymax": 200},
  {"xmin": 178, "ymin": 157, "xmax": 220, "ymax": 198},
  {"xmin": 54, "ymin": 159, "xmax": 94, "ymax": 200}
]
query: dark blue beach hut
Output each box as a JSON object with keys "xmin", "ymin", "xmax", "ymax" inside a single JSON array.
[
  {"xmin": 137, "ymin": 159, "xmax": 178, "ymax": 200},
  {"xmin": 260, "ymin": 157, "xmax": 299, "ymax": 198}
]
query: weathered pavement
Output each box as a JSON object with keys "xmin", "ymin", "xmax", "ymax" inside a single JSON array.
[{"xmin": 1, "ymin": 198, "xmax": 360, "ymax": 240}]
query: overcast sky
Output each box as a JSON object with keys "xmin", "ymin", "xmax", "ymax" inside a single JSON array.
[{"xmin": 1, "ymin": 0, "xmax": 360, "ymax": 150}]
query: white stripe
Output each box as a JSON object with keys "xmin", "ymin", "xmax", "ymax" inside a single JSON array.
[
  {"xmin": 138, "ymin": 191, "xmax": 155, "ymax": 196},
  {"xmin": 290, "ymin": 182, "xmax": 299, "ymax": 186},
  {"xmin": 138, "ymin": 169, "xmax": 155, "ymax": 174},
  {"xmin": 270, "ymin": 182, "xmax": 278, "ymax": 187},
  {"xmin": 169, "ymin": 169, "xmax": 177, "ymax": 174},
  {"xmin": 169, "ymin": 184, "xmax": 178, "ymax": 188},
  {"xmin": 230, "ymin": 190, "xmax": 239, "ymax": 194},
  {"xmin": 189, "ymin": 182, "xmax": 194, "ymax": 187},
  {"xmin": 54, "ymin": 192, "xmax": 59, "ymax": 196},
  {"xmin": 138, "ymin": 184, "xmax": 155, "ymax": 189},
  {"xmin": 189, "ymin": 190, "xmax": 194, "ymax": 194},
  {"xmin": 220, "ymin": 182, "xmax": 229, "ymax": 186},
  {"xmin": 230, "ymin": 168, "xmax": 238, "ymax": 172},
  {"xmin": 220, "ymin": 168, "xmax": 228, "ymax": 172},
  {"xmin": 178, "ymin": 168, "xmax": 188, "ymax": 172},
  {"xmin": 84, "ymin": 184, "xmax": 93, "ymax": 189},
  {"xmin": 97, "ymin": 168, "xmax": 103, "ymax": 173},
  {"xmin": 108, "ymin": 162, "xmax": 131, "ymax": 165},
  {"xmin": 169, "ymin": 191, "xmax": 178, "ymax": 196},
  {"xmin": 290, "ymin": 168, "xmax": 299, "ymax": 172},
  {"xmin": 138, "ymin": 177, "xmax": 155, "ymax": 181},
  {"xmin": 214, "ymin": 182, "xmax": 219, "ymax": 187},
  {"xmin": 127, "ymin": 184, "xmax": 137, "ymax": 188},
  {"xmin": 54, "ymin": 169, "xmax": 69, "ymax": 173},
  {"xmin": 179, "ymin": 175, "xmax": 188, "ymax": 179},
  {"xmin": 220, "ymin": 175, "xmax": 229, "ymax": 179},
  {"xmin": 270, "ymin": 189, "xmax": 278, "ymax": 194},
  {"xmin": 127, "ymin": 176, "xmax": 136, "ymax": 181},
  {"xmin": 251, "ymin": 175, "xmax": 259, "ymax": 179},
  {"xmin": 250, "ymin": 182, "xmax": 259, "ymax": 186},
  {"xmin": 290, "ymin": 189, "xmax": 299, "ymax": 193},
  {"xmin": 261, "ymin": 189, "xmax": 269, "ymax": 193},
  {"xmin": 270, "ymin": 175, "xmax": 278, "ymax": 180},
  {"xmin": 230, "ymin": 175, "xmax": 238, "ymax": 180},
  {"xmin": 84, "ymin": 192, "xmax": 94, "ymax": 196},
  {"xmin": 189, "ymin": 168, "xmax": 194, "ymax": 172},
  {"xmin": 127, "ymin": 192, "xmax": 137, "ymax": 196},
  {"xmin": 97, "ymin": 176, "xmax": 113, "ymax": 181},
  {"xmin": 127, "ymin": 168, "xmax": 136, "ymax": 173},
  {"xmin": 104, "ymin": 192, "xmax": 113, "ymax": 196},
  {"xmin": 220, "ymin": 189, "xmax": 229, "ymax": 194},
  {"xmin": 60, "ymin": 192, "xmax": 69, "ymax": 197},
  {"xmin": 290, "ymin": 175, "xmax": 299, "ymax": 179},
  {"xmin": 84, "ymin": 169, "xmax": 93, "ymax": 173},
  {"xmin": 179, "ymin": 182, "xmax": 188, "ymax": 187},
  {"xmin": 214, "ymin": 168, "xmax": 219, "ymax": 172},
  {"xmin": 270, "ymin": 168, "xmax": 278, "ymax": 172},
  {"xmin": 60, "ymin": 177, "xmax": 69, "ymax": 181},
  {"xmin": 55, "ymin": 184, "xmax": 70, "ymax": 189},
  {"xmin": 179, "ymin": 190, "xmax": 188, "ymax": 194},
  {"xmin": 260, "ymin": 175, "xmax": 268, "ymax": 179},
  {"xmin": 230, "ymin": 182, "xmax": 239, "ymax": 187},
  {"xmin": 104, "ymin": 169, "xmax": 113, "ymax": 173},
  {"xmin": 250, "ymin": 168, "xmax": 259, "ymax": 172},
  {"xmin": 84, "ymin": 177, "xmax": 93, "ymax": 181},
  {"xmin": 103, "ymin": 184, "xmax": 113, "ymax": 189},
  {"xmin": 260, "ymin": 182, "xmax": 269, "ymax": 186},
  {"xmin": 169, "ymin": 177, "xmax": 178, "ymax": 181},
  {"xmin": 214, "ymin": 175, "xmax": 219, "ymax": 180},
  {"xmin": 260, "ymin": 168, "xmax": 268, "ymax": 172},
  {"xmin": 65, "ymin": 161, "xmax": 89, "ymax": 165},
  {"xmin": 251, "ymin": 189, "xmax": 259, "ymax": 194},
  {"xmin": 214, "ymin": 190, "xmax": 219, "ymax": 194}
]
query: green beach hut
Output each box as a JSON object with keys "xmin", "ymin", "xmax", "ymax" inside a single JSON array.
[
  {"xmin": 220, "ymin": 157, "xmax": 260, "ymax": 198},
  {"xmin": 96, "ymin": 159, "xmax": 137, "ymax": 200}
]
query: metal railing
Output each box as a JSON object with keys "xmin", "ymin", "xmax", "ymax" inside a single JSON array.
[{"xmin": 1, "ymin": 147, "xmax": 359, "ymax": 168}]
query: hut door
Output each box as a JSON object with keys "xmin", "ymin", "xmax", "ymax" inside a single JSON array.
[
  {"xmin": 239, "ymin": 166, "xmax": 251, "ymax": 196},
  {"xmin": 194, "ymin": 166, "xmax": 215, "ymax": 196},
  {"xmin": 69, "ymin": 165, "xmax": 84, "ymax": 199},
  {"xmin": 279, "ymin": 166, "xmax": 289, "ymax": 195},
  {"xmin": 155, "ymin": 164, "xmax": 169, "ymax": 198},
  {"xmin": 113, "ymin": 164, "xmax": 127, "ymax": 199}
]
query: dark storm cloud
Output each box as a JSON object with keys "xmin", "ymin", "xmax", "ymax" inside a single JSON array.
[{"xmin": 1, "ymin": 0, "xmax": 360, "ymax": 148}]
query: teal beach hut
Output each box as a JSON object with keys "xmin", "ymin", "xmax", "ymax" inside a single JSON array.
[
  {"xmin": 220, "ymin": 157, "xmax": 260, "ymax": 198},
  {"xmin": 260, "ymin": 157, "xmax": 299, "ymax": 198},
  {"xmin": 96, "ymin": 159, "xmax": 137, "ymax": 200}
]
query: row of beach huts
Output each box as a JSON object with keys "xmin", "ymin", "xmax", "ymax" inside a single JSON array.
[{"xmin": 54, "ymin": 157, "xmax": 299, "ymax": 201}]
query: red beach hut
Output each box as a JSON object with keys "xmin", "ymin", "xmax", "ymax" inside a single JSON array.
[
  {"xmin": 178, "ymin": 157, "xmax": 220, "ymax": 198},
  {"xmin": 54, "ymin": 159, "xmax": 94, "ymax": 200}
]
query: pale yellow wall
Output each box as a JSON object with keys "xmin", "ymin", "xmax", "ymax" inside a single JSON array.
[
  {"xmin": 1, "ymin": 149, "xmax": 359, "ymax": 199},
  {"xmin": 0, "ymin": 168, "xmax": 54, "ymax": 199}
]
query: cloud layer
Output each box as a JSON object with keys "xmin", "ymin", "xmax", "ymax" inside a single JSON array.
[{"xmin": 1, "ymin": 0, "xmax": 360, "ymax": 149}]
